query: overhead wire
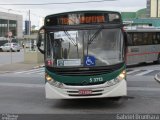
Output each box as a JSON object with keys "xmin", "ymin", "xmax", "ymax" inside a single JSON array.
[
  {"xmin": 0, "ymin": 6, "xmax": 44, "ymax": 18},
  {"xmin": 0, "ymin": 0, "xmax": 116, "ymax": 5},
  {"xmin": 0, "ymin": 0, "xmax": 116, "ymax": 27},
  {"xmin": 0, "ymin": 0, "xmax": 116, "ymax": 21}
]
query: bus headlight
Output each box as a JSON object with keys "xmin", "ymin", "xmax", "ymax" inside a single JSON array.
[
  {"xmin": 45, "ymin": 74, "xmax": 64, "ymax": 88},
  {"xmin": 105, "ymin": 70, "xmax": 126, "ymax": 87},
  {"xmin": 116, "ymin": 70, "xmax": 126, "ymax": 81},
  {"xmin": 46, "ymin": 74, "xmax": 52, "ymax": 81}
]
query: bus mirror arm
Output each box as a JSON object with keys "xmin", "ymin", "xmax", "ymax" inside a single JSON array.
[
  {"xmin": 37, "ymin": 34, "xmax": 45, "ymax": 54},
  {"xmin": 37, "ymin": 46, "xmax": 45, "ymax": 54}
]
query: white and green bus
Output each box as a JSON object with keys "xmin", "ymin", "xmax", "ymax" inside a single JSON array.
[{"xmin": 37, "ymin": 11, "xmax": 127, "ymax": 99}]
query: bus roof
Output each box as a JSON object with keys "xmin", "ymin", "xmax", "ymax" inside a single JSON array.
[{"xmin": 45, "ymin": 10, "xmax": 121, "ymax": 18}]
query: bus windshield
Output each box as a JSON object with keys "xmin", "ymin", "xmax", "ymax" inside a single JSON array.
[{"xmin": 46, "ymin": 28, "xmax": 124, "ymax": 68}]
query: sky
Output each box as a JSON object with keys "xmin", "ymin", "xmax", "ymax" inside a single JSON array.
[{"xmin": 0, "ymin": 0, "xmax": 147, "ymax": 29}]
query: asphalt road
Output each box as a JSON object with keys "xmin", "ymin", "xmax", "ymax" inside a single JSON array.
[{"xmin": 0, "ymin": 64, "xmax": 160, "ymax": 120}]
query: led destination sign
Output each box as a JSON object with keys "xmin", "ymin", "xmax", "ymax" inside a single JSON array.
[
  {"xmin": 45, "ymin": 12, "xmax": 121, "ymax": 26},
  {"xmin": 58, "ymin": 16, "xmax": 105, "ymax": 25}
]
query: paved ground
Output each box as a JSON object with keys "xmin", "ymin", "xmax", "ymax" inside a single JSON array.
[{"xmin": 0, "ymin": 62, "xmax": 44, "ymax": 74}]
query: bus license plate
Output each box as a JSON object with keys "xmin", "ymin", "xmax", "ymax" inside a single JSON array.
[{"xmin": 79, "ymin": 90, "xmax": 92, "ymax": 95}]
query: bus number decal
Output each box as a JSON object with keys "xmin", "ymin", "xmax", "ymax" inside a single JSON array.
[{"xmin": 89, "ymin": 77, "xmax": 103, "ymax": 83}]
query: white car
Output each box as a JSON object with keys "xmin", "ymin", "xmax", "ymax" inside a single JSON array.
[{"xmin": 0, "ymin": 43, "xmax": 20, "ymax": 52}]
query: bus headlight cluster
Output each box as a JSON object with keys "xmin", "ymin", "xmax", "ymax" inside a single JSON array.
[
  {"xmin": 116, "ymin": 70, "xmax": 126, "ymax": 81},
  {"xmin": 45, "ymin": 73, "xmax": 64, "ymax": 88},
  {"xmin": 105, "ymin": 70, "xmax": 126, "ymax": 87}
]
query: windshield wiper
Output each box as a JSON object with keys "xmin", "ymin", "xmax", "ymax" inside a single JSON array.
[
  {"xmin": 86, "ymin": 25, "xmax": 104, "ymax": 55},
  {"xmin": 64, "ymin": 31, "xmax": 77, "ymax": 46},
  {"xmin": 87, "ymin": 24, "xmax": 104, "ymax": 45}
]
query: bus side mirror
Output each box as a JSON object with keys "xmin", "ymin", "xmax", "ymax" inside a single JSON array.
[{"xmin": 37, "ymin": 27, "xmax": 45, "ymax": 54}]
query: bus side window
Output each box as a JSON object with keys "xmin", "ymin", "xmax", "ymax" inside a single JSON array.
[
  {"xmin": 133, "ymin": 33, "xmax": 143, "ymax": 46},
  {"xmin": 143, "ymin": 32, "xmax": 152, "ymax": 45},
  {"xmin": 147, "ymin": 33, "xmax": 153, "ymax": 45},
  {"xmin": 153, "ymin": 33, "xmax": 157, "ymax": 44},
  {"xmin": 126, "ymin": 33, "xmax": 133, "ymax": 46},
  {"xmin": 133, "ymin": 33, "xmax": 138, "ymax": 46},
  {"xmin": 156, "ymin": 33, "xmax": 160, "ymax": 44}
]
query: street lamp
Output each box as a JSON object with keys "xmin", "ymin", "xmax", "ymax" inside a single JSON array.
[
  {"xmin": 7, "ymin": 9, "xmax": 12, "ymax": 36},
  {"xmin": 7, "ymin": 9, "xmax": 13, "ymax": 64}
]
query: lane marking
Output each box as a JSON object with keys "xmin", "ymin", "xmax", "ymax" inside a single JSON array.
[
  {"xmin": 128, "ymin": 87, "xmax": 160, "ymax": 92},
  {"xmin": 128, "ymin": 79, "xmax": 155, "ymax": 82},
  {"xmin": 127, "ymin": 69, "xmax": 142, "ymax": 75},
  {"xmin": 135, "ymin": 70, "xmax": 154, "ymax": 76},
  {"xmin": 0, "ymin": 82, "xmax": 43, "ymax": 88},
  {"xmin": 15, "ymin": 68, "xmax": 44, "ymax": 74}
]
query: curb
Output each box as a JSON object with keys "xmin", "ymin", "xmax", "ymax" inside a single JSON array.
[{"xmin": 154, "ymin": 73, "xmax": 160, "ymax": 83}]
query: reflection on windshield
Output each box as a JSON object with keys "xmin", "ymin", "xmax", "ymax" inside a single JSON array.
[{"xmin": 46, "ymin": 28, "xmax": 124, "ymax": 67}]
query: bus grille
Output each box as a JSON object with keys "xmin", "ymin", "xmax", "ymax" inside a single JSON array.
[
  {"xmin": 53, "ymin": 69, "xmax": 113, "ymax": 76},
  {"xmin": 64, "ymin": 81, "xmax": 105, "ymax": 86},
  {"xmin": 46, "ymin": 63, "xmax": 124, "ymax": 76}
]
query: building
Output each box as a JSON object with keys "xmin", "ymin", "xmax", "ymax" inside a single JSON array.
[
  {"xmin": 146, "ymin": 0, "xmax": 151, "ymax": 17},
  {"xmin": 147, "ymin": 0, "xmax": 160, "ymax": 17},
  {"xmin": 121, "ymin": 0, "xmax": 160, "ymax": 28},
  {"xmin": 0, "ymin": 11, "xmax": 23, "ymax": 40}
]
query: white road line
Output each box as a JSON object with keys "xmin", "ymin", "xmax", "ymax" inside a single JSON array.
[
  {"xmin": 135, "ymin": 70, "xmax": 154, "ymax": 76},
  {"xmin": 128, "ymin": 87, "xmax": 160, "ymax": 92},
  {"xmin": 15, "ymin": 68, "xmax": 44, "ymax": 74},
  {"xmin": 25, "ymin": 69, "xmax": 45, "ymax": 74},
  {"xmin": 0, "ymin": 82, "xmax": 44, "ymax": 88},
  {"xmin": 128, "ymin": 79, "xmax": 154, "ymax": 82},
  {"xmin": 127, "ymin": 69, "xmax": 141, "ymax": 75}
]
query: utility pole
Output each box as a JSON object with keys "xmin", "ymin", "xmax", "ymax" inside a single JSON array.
[
  {"xmin": 157, "ymin": 0, "xmax": 159, "ymax": 17},
  {"xmin": 29, "ymin": 10, "xmax": 31, "ymax": 36},
  {"xmin": 7, "ymin": 9, "xmax": 12, "ymax": 39},
  {"xmin": 28, "ymin": 10, "xmax": 31, "ymax": 51},
  {"xmin": 7, "ymin": 9, "xmax": 13, "ymax": 64}
]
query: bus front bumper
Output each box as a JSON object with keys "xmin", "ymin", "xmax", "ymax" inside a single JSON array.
[{"xmin": 45, "ymin": 79, "xmax": 127, "ymax": 99}]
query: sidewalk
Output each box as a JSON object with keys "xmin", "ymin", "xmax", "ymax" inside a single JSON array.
[
  {"xmin": 155, "ymin": 73, "xmax": 160, "ymax": 83},
  {"xmin": 0, "ymin": 62, "xmax": 44, "ymax": 74}
]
